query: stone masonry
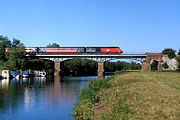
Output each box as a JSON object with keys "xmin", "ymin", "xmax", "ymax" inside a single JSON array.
[{"xmin": 141, "ymin": 53, "xmax": 163, "ymax": 72}]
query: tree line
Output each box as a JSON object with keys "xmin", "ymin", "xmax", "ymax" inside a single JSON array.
[
  {"xmin": 0, "ymin": 36, "xmax": 54, "ymax": 74},
  {"xmin": 0, "ymin": 36, "xmax": 26, "ymax": 70},
  {"xmin": 63, "ymin": 59, "xmax": 141, "ymax": 76}
]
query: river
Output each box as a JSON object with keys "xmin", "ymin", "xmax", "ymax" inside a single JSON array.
[{"xmin": 0, "ymin": 76, "xmax": 99, "ymax": 120}]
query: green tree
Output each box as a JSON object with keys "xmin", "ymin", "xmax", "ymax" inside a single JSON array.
[
  {"xmin": 105, "ymin": 61, "xmax": 113, "ymax": 72},
  {"xmin": 178, "ymin": 49, "xmax": 180, "ymax": 55},
  {"xmin": 0, "ymin": 36, "xmax": 11, "ymax": 61},
  {"xmin": 12, "ymin": 38, "xmax": 24, "ymax": 47},
  {"xmin": 162, "ymin": 62, "xmax": 169, "ymax": 69},
  {"xmin": 0, "ymin": 35, "xmax": 11, "ymax": 47},
  {"xmin": 26, "ymin": 59, "xmax": 54, "ymax": 75},
  {"xmin": 176, "ymin": 56, "xmax": 180, "ymax": 71},
  {"xmin": 162, "ymin": 48, "xmax": 176, "ymax": 59},
  {"xmin": 64, "ymin": 59, "xmax": 97, "ymax": 76},
  {"xmin": 0, "ymin": 36, "xmax": 27, "ymax": 70},
  {"xmin": 47, "ymin": 43, "xmax": 60, "ymax": 48},
  {"xmin": 151, "ymin": 60, "xmax": 158, "ymax": 71},
  {"xmin": 177, "ymin": 49, "xmax": 180, "ymax": 71},
  {"xmin": 130, "ymin": 61, "xmax": 141, "ymax": 70},
  {"xmin": 7, "ymin": 46, "xmax": 26, "ymax": 70}
]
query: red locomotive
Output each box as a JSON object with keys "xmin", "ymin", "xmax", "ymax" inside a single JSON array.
[
  {"xmin": 101, "ymin": 47, "xmax": 123, "ymax": 54},
  {"xmin": 85, "ymin": 47, "xmax": 123, "ymax": 54}
]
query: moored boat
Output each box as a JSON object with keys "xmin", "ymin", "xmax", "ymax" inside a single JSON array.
[
  {"xmin": 34, "ymin": 70, "xmax": 46, "ymax": 77},
  {"xmin": 22, "ymin": 71, "xmax": 29, "ymax": 78},
  {"xmin": 11, "ymin": 71, "xmax": 20, "ymax": 79}
]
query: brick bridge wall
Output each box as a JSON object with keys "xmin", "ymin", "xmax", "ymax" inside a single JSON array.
[{"xmin": 142, "ymin": 53, "xmax": 163, "ymax": 72}]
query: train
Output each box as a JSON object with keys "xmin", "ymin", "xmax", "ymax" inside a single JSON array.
[{"xmin": 6, "ymin": 47, "xmax": 123, "ymax": 55}]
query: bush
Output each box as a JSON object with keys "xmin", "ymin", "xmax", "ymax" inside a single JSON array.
[
  {"xmin": 79, "ymin": 87, "xmax": 97, "ymax": 104},
  {"xmin": 74, "ymin": 79, "xmax": 112, "ymax": 119},
  {"xmin": 176, "ymin": 56, "xmax": 180, "ymax": 71},
  {"xmin": 162, "ymin": 62, "xmax": 169, "ymax": 69},
  {"xmin": 114, "ymin": 70, "xmax": 126, "ymax": 75},
  {"xmin": 88, "ymin": 80, "xmax": 111, "ymax": 93},
  {"xmin": 74, "ymin": 99, "xmax": 93, "ymax": 120}
]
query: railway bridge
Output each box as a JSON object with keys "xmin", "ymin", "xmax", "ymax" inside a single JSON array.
[{"xmin": 26, "ymin": 53, "xmax": 163, "ymax": 79}]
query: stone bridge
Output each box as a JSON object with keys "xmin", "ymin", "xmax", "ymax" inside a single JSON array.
[{"xmin": 141, "ymin": 53, "xmax": 163, "ymax": 72}]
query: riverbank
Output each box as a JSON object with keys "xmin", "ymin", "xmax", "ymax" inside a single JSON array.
[{"xmin": 74, "ymin": 72, "xmax": 180, "ymax": 120}]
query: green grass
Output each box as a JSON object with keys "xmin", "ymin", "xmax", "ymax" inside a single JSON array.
[
  {"xmin": 74, "ymin": 72, "xmax": 180, "ymax": 120},
  {"xmin": 74, "ymin": 80, "xmax": 111, "ymax": 120}
]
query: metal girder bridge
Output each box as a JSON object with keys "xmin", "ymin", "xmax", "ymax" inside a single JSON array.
[{"xmin": 26, "ymin": 54, "xmax": 147, "ymax": 62}]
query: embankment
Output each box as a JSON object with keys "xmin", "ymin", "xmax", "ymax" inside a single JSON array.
[{"xmin": 74, "ymin": 72, "xmax": 180, "ymax": 120}]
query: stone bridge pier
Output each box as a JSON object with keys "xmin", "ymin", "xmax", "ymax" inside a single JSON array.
[
  {"xmin": 97, "ymin": 61, "xmax": 104, "ymax": 79},
  {"xmin": 141, "ymin": 53, "xmax": 163, "ymax": 72},
  {"xmin": 54, "ymin": 60, "xmax": 105, "ymax": 79},
  {"xmin": 54, "ymin": 61, "xmax": 64, "ymax": 76}
]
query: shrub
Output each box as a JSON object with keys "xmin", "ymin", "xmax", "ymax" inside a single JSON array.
[
  {"xmin": 79, "ymin": 87, "xmax": 97, "ymax": 104},
  {"xmin": 74, "ymin": 79, "xmax": 112, "ymax": 119},
  {"xmin": 74, "ymin": 99, "xmax": 93, "ymax": 120},
  {"xmin": 114, "ymin": 70, "xmax": 126, "ymax": 75},
  {"xmin": 176, "ymin": 56, "xmax": 180, "ymax": 71},
  {"xmin": 162, "ymin": 62, "xmax": 169, "ymax": 69},
  {"xmin": 88, "ymin": 80, "xmax": 111, "ymax": 94}
]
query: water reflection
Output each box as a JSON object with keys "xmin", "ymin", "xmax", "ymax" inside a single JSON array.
[
  {"xmin": 0, "ymin": 76, "xmax": 95, "ymax": 120},
  {"xmin": 0, "ymin": 79, "xmax": 9, "ymax": 90}
]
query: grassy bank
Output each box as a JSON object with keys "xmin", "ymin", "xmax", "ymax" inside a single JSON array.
[{"xmin": 74, "ymin": 72, "xmax": 180, "ymax": 120}]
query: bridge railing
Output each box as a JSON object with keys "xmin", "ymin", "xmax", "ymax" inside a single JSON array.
[{"xmin": 26, "ymin": 53, "xmax": 147, "ymax": 59}]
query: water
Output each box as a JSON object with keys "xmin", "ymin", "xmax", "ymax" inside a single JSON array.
[{"xmin": 0, "ymin": 76, "xmax": 98, "ymax": 120}]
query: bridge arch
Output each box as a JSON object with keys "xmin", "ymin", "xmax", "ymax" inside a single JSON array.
[
  {"xmin": 142, "ymin": 53, "xmax": 163, "ymax": 72},
  {"xmin": 42, "ymin": 57, "xmax": 108, "ymax": 79},
  {"xmin": 150, "ymin": 59, "xmax": 159, "ymax": 71},
  {"xmin": 51, "ymin": 58, "xmax": 105, "ymax": 79},
  {"xmin": 62, "ymin": 58, "xmax": 98, "ymax": 76}
]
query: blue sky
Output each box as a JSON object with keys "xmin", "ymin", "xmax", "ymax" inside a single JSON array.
[{"xmin": 0, "ymin": 0, "xmax": 180, "ymax": 53}]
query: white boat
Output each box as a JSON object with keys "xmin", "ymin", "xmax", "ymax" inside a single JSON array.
[
  {"xmin": 34, "ymin": 71, "xmax": 46, "ymax": 77},
  {"xmin": 15, "ymin": 75, "xmax": 20, "ymax": 79},
  {"xmin": 11, "ymin": 71, "xmax": 20, "ymax": 79}
]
